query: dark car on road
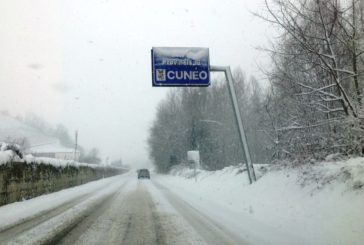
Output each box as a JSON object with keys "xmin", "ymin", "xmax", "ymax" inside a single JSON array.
[{"xmin": 137, "ymin": 169, "xmax": 150, "ymax": 179}]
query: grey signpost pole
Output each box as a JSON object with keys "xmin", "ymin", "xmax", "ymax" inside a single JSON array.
[
  {"xmin": 210, "ymin": 65, "xmax": 257, "ymax": 183},
  {"xmin": 151, "ymin": 47, "xmax": 256, "ymax": 183}
]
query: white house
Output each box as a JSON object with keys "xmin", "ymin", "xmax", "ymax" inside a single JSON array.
[{"xmin": 28, "ymin": 142, "xmax": 80, "ymax": 161}]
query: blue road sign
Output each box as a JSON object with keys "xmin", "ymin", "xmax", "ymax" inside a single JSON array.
[{"xmin": 151, "ymin": 47, "xmax": 210, "ymax": 87}]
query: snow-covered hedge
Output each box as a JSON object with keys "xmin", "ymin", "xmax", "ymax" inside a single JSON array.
[
  {"xmin": 0, "ymin": 143, "xmax": 127, "ymax": 206},
  {"xmin": 0, "ymin": 142, "xmax": 115, "ymax": 169}
]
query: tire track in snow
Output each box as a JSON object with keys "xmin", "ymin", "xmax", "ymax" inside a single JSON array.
[
  {"xmin": 2, "ymin": 176, "xmax": 128, "ymax": 245},
  {"xmin": 152, "ymin": 180, "xmax": 249, "ymax": 245}
]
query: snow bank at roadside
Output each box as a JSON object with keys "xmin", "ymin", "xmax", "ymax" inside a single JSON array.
[
  {"xmin": 0, "ymin": 175, "xmax": 125, "ymax": 232},
  {"xmin": 159, "ymin": 158, "xmax": 364, "ymax": 245}
]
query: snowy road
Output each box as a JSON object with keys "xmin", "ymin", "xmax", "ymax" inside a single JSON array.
[
  {"xmin": 1, "ymin": 162, "xmax": 363, "ymax": 245},
  {"xmin": 0, "ymin": 172, "xmax": 247, "ymax": 245}
]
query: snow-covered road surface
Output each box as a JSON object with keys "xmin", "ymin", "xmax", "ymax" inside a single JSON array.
[
  {"xmin": 56, "ymin": 174, "xmax": 247, "ymax": 245},
  {"xmin": 0, "ymin": 172, "xmax": 248, "ymax": 245},
  {"xmin": 3, "ymin": 163, "xmax": 360, "ymax": 245}
]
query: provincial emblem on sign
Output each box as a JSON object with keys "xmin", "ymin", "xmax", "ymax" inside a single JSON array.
[{"xmin": 156, "ymin": 69, "xmax": 166, "ymax": 81}]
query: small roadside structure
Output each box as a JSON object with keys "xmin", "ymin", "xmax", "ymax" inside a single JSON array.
[
  {"xmin": 187, "ymin": 150, "xmax": 200, "ymax": 169},
  {"xmin": 187, "ymin": 150, "xmax": 200, "ymax": 182},
  {"xmin": 28, "ymin": 142, "xmax": 80, "ymax": 161}
]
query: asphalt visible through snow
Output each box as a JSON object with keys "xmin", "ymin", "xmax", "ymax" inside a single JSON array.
[{"xmin": 56, "ymin": 181, "xmax": 167, "ymax": 245}]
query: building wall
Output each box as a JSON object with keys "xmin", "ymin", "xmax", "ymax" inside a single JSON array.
[
  {"xmin": 55, "ymin": 152, "xmax": 80, "ymax": 161},
  {"xmin": 32, "ymin": 151, "xmax": 80, "ymax": 161},
  {"xmin": 32, "ymin": 152, "xmax": 56, "ymax": 158}
]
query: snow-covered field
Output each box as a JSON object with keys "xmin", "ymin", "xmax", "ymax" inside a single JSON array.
[
  {"xmin": 157, "ymin": 158, "xmax": 364, "ymax": 245},
  {"xmin": 0, "ymin": 114, "xmax": 56, "ymax": 149}
]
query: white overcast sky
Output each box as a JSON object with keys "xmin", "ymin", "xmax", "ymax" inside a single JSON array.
[{"xmin": 0, "ymin": 0, "xmax": 273, "ymax": 167}]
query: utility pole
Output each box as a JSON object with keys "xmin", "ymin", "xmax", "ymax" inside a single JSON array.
[{"xmin": 74, "ymin": 130, "xmax": 78, "ymax": 162}]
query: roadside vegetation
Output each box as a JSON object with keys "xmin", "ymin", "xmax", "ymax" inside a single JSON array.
[{"xmin": 148, "ymin": 0, "xmax": 364, "ymax": 173}]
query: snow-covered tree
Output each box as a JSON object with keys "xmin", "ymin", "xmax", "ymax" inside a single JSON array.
[{"xmin": 260, "ymin": 0, "xmax": 364, "ymax": 159}]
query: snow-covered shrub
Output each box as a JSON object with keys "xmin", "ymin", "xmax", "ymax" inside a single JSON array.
[{"xmin": 0, "ymin": 142, "xmax": 23, "ymax": 159}]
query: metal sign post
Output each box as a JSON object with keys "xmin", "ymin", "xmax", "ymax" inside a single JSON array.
[
  {"xmin": 151, "ymin": 47, "xmax": 256, "ymax": 184},
  {"xmin": 210, "ymin": 66, "xmax": 256, "ymax": 183}
]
